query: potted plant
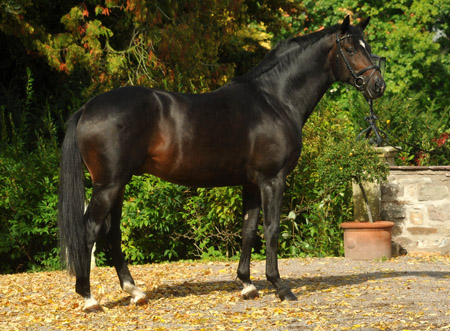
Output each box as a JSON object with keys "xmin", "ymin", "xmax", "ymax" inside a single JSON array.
[{"xmin": 317, "ymin": 138, "xmax": 393, "ymax": 259}]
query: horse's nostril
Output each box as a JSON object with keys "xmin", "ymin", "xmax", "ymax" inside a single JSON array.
[{"xmin": 374, "ymin": 78, "xmax": 385, "ymax": 95}]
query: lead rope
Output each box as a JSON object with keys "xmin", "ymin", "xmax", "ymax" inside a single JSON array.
[
  {"xmin": 357, "ymin": 99, "xmax": 389, "ymax": 146},
  {"xmin": 357, "ymin": 100, "xmax": 449, "ymax": 158}
]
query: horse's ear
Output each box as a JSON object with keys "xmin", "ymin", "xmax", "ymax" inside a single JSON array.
[
  {"xmin": 341, "ymin": 15, "xmax": 351, "ymax": 33},
  {"xmin": 357, "ymin": 17, "xmax": 371, "ymax": 31}
]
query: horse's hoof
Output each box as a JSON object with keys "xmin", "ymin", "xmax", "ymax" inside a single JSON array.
[
  {"xmin": 278, "ymin": 288, "xmax": 298, "ymax": 301},
  {"xmin": 131, "ymin": 293, "xmax": 148, "ymax": 306},
  {"xmin": 124, "ymin": 281, "xmax": 148, "ymax": 306},
  {"xmin": 242, "ymin": 284, "xmax": 259, "ymax": 300},
  {"xmin": 83, "ymin": 298, "xmax": 104, "ymax": 313}
]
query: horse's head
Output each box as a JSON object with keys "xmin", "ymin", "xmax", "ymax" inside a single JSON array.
[{"xmin": 334, "ymin": 16, "xmax": 385, "ymax": 100}]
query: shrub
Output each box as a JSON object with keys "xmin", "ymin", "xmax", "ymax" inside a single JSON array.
[
  {"xmin": 115, "ymin": 179, "xmax": 243, "ymax": 264},
  {"xmin": 119, "ymin": 175, "xmax": 189, "ymax": 264},
  {"xmin": 180, "ymin": 186, "xmax": 243, "ymax": 259},
  {"xmin": 317, "ymin": 139, "xmax": 389, "ymax": 192},
  {"xmin": 351, "ymin": 90, "xmax": 450, "ymax": 166},
  {"xmin": 0, "ymin": 112, "xmax": 60, "ymax": 273}
]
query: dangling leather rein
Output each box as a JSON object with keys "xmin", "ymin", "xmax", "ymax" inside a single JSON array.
[{"xmin": 335, "ymin": 33, "xmax": 380, "ymax": 96}]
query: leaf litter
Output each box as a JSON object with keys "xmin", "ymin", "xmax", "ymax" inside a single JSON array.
[{"xmin": 1, "ymin": 256, "xmax": 450, "ymax": 330}]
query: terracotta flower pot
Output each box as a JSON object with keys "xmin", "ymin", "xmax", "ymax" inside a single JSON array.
[{"xmin": 340, "ymin": 221, "xmax": 394, "ymax": 260}]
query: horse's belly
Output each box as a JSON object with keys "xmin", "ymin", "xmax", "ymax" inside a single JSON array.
[{"xmin": 138, "ymin": 153, "xmax": 248, "ymax": 187}]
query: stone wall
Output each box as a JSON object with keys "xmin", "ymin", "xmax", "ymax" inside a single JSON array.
[{"xmin": 380, "ymin": 166, "xmax": 450, "ymax": 255}]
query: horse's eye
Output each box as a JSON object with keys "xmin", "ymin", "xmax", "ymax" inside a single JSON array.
[{"xmin": 346, "ymin": 48, "xmax": 356, "ymax": 56}]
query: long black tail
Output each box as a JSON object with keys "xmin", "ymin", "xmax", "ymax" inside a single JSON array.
[{"xmin": 58, "ymin": 109, "xmax": 88, "ymax": 276}]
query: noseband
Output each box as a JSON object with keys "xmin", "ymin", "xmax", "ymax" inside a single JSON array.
[{"xmin": 335, "ymin": 33, "xmax": 380, "ymax": 95}]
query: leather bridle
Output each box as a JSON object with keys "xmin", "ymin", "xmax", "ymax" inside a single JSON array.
[{"xmin": 336, "ymin": 33, "xmax": 380, "ymax": 97}]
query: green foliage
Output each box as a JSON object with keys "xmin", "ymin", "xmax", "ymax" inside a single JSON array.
[
  {"xmin": 99, "ymin": 176, "xmax": 244, "ymax": 265},
  {"xmin": 180, "ymin": 187, "xmax": 243, "ymax": 259},
  {"xmin": 0, "ymin": 109, "xmax": 61, "ymax": 274},
  {"xmin": 351, "ymin": 90, "xmax": 450, "ymax": 166},
  {"xmin": 0, "ymin": 66, "xmax": 64, "ymax": 273},
  {"xmin": 119, "ymin": 176, "xmax": 189, "ymax": 264},
  {"xmin": 318, "ymin": 139, "xmax": 389, "ymax": 189}
]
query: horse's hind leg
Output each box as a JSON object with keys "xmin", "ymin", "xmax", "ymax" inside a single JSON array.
[
  {"xmin": 76, "ymin": 183, "xmax": 124, "ymax": 312},
  {"xmin": 106, "ymin": 188, "xmax": 148, "ymax": 305},
  {"xmin": 237, "ymin": 185, "xmax": 261, "ymax": 299}
]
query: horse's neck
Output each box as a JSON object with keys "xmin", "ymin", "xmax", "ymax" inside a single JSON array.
[{"xmin": 256, "ymin": 37, "xmax": 335, "ymax": 128}]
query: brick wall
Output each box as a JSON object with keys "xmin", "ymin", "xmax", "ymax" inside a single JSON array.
[{"xmin": 380, "ymin": 166, "xmax": 450, "ymax": 255}]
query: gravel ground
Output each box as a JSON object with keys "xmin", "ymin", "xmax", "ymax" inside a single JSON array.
[{"xmin": 1, "ymin": 255, "xmax": 449, "ymax": 330}]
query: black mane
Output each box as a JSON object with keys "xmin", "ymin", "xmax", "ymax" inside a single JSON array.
[{"xmin": 234, "ymin": 24, "xmax": 341, "ymax": 83}]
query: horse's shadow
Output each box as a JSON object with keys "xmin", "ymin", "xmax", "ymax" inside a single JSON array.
[{"xmin": 103, "ymin": 270, "xmax": 450, "ymax": 309}]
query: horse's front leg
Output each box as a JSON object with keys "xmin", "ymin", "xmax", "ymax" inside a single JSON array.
[
  {"xmin": 237, "ymin": 185, "xmax": 261, "ymax": 299},
  {"xmin": 260, "ymin": 176, "xmax": 298, "ymax": 301}
]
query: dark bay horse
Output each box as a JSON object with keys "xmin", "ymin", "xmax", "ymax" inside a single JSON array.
[{"xmin": 58, "ymin": 16, "xmax": 385, "ymax": 311}]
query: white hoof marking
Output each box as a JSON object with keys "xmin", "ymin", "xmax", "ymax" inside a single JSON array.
[
  {"xmin": 241, "ymin": 284, "xmax": 259, "ymax": 299},
  {"xmin": 123, "ymin": 281, "xmax": 148, "ymax": 305},
  {"xmin": 83, "ymin": 297, "xmax": 103, "ymax": 312}
]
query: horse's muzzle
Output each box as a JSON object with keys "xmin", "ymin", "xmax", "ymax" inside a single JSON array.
[{"xmin": 365, "ymin": 75, "xmax": 386, "ymax": 100}]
